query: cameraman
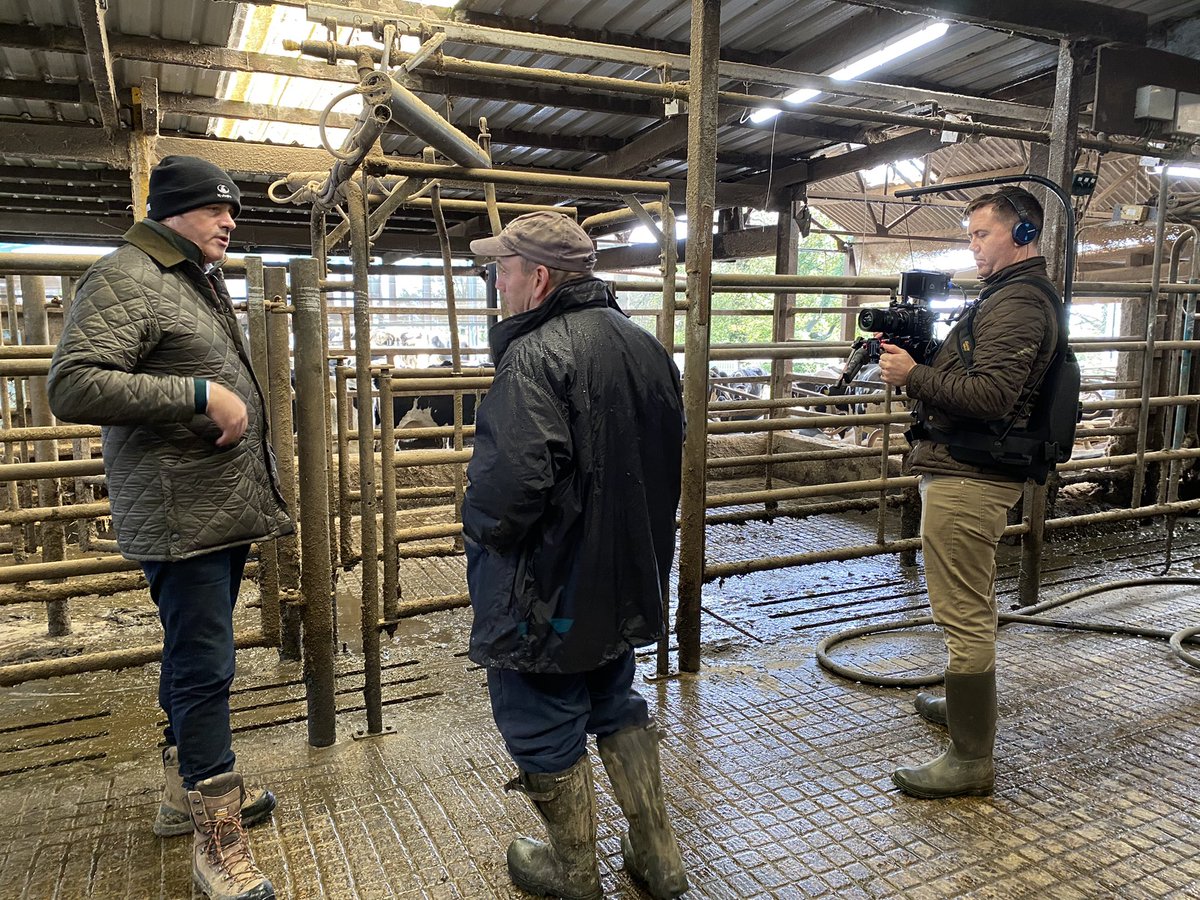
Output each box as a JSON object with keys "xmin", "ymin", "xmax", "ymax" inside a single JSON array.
[{"xmin": 877, "ymin": 186, "xmax": 1059, "ymax": 799}]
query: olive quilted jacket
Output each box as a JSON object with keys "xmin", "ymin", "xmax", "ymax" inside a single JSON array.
[{"xmin": 48, "ymin": 222, "xmax": 293, "ymax": 561}]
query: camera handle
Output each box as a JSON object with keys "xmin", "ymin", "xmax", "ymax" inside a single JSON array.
[
  {"xmin": 894, "ymin": 174, "xmax": 1075, "ymax": 312},
  {"xmin": 839, "ymin": 336, "xmax": 882, "ymax": 387}
]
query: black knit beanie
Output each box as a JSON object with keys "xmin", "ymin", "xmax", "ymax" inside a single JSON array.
[{"xmin": 146, "ymin": 156, "xmax": 242, "ymax": 221}]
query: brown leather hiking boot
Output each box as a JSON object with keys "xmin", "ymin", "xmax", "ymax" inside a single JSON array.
[
  {"xmin": 505, "ymin": 756, "xmax": 602, "ymax": 900},
  {"xmin": 188, "ymin": 772, "xmax": 275, "ymax": 900},
  {"xmin": 155, "ymin": 746, "xmax": 276, "ymax": 837}
]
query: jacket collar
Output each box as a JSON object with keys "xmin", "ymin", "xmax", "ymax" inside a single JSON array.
[
  {"xmin": 488, "ymin": 276, "xmax": 622, "ymax": 364},
  {"xmin": 980, "ymin": 256, "xmax": 1049, "ymax": 295},
  {"xmin": 123, "ymin": 219, "xmax": 207, "ymax": 270}
]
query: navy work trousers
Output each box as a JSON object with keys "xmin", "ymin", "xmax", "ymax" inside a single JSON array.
[
  {"xmin": 487, "ymin": 649, "xmax": 649, "ymax": 774},
  {"xmin": 142, "ymin": 544, "xmax": 249, "ymax": 789}
]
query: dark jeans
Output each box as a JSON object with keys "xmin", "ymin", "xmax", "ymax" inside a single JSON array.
[
  {"xmin": 487, "ymin": 649, "xmax": 649, "ymax": 774},
  {"xmin": 142, "ymin": 545, "xmax": 249, "ymax": 789}
]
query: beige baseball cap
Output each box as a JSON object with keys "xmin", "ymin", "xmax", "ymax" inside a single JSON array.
[{"xmin": 470, "ymin": 211, "xmax": 597, "ymax": 273}]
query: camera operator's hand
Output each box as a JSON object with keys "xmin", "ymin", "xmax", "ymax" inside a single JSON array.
[{"xmin": 878, "ymin": 341, "xmax": 917, "ymax": 388}]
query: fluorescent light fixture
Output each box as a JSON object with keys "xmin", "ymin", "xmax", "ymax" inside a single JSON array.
[
  {"xmin": 1153, "ymin": 164, "xmax": 1200, "ymax": 178},
  {"xmin": 751, "ymin": 21, "xmax": 948, "ymax": 124}
]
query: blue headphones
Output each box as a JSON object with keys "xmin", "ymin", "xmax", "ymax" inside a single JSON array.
[{"xmin": 1001, "ymin": 191, "xmax": 1040, "ymax": 246}]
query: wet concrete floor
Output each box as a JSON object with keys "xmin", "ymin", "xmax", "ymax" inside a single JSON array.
[{"xmin": 1, "ymin": 511, "xmax": 1199, "ymax": 899}]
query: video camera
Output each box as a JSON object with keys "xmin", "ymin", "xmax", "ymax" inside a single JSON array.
[{"xmin": 839, "ymin": 270, "xmax": 951, "ymax": 387}]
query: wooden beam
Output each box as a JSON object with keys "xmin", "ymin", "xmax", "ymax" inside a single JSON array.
[
  {"xmin": 129, "ymin": 77, "xmax": 158, "ymax": 222},
  {"xmin": 806, "ymin": 130, "xmax": 947, "ymax": 184},
  {"xmin": 74, "ymin": 0, "xmax": 120, "ymax": 134},
  {"xmin": 0, "ymin": 210, "xmax": 476, "ymax": 255}
]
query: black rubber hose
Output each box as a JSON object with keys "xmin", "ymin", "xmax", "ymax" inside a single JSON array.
[{"xmin": 815, "ymin": 577, "xmax": 1200, "ymax": 686}]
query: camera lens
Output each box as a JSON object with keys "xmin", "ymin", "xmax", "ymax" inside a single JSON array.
[{"xmin": 858, "ymin": 308, "xmax": 889, "ymax": 331}]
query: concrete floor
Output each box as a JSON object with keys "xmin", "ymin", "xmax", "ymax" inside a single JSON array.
[{"xmin": 2, "ymin": 514, "xmax": 1199, "ymax": 899}]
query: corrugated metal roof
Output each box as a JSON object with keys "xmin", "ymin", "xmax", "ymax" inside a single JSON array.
[{"xmin": 0, "ymin": 0, "xmax": 1194, "ymax": 254}]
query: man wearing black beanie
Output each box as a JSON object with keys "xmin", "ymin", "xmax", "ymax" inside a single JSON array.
[{"xmin": 49, "ymin": 155, "xmax": 290, "ymax": 900}]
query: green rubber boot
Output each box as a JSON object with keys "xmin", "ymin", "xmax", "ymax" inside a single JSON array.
[
  {"xmin": 598, "ymin": 723, "xmax": 689, "ymax": 899},
  {"xmin": 893, "ymin": 669, "xmax": 996, "ymax": 799},
  {"xmin": 505, "ymin": 756, "xmax": 602, "ymax": 900},
  {"xmin": 914, "ymin": 692, "xmax": 947, "ymax": 726}
]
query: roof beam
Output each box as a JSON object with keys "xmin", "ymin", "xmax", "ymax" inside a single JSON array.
[
  {"xmin": 0, "ymin": 123, "xmax": 127, "ymax": 167},
  {"xmin": 805, "ymin": 129, "xmax": 946, "ymax": 184},
  {"xmin": 834, "ymin": 0, "xmax": 1147, "ymax": 44},
  {"xmin": 582, "ymin": 112, "xmax": 864, "ymax": 179},
  {"xmin": 0, "ymin": 209, "xmax": 475, "ymax": 255},
  {"xmin": 73, "ymin": 0, "xmax": 121, "ymax": 134}
]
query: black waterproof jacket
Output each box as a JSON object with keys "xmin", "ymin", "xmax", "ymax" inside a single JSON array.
[{"xmin": 463, "ymin": 277, "xmax": 684, "ymax": 674}]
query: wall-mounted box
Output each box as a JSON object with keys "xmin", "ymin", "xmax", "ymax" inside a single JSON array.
[
  {"xmin": 1135, "ymin": 84, "xmax": 1176, "ymax": 121},
  {"xmin": 1173, "ymin": 91, "xmax": 1200, "ymax": 137}
]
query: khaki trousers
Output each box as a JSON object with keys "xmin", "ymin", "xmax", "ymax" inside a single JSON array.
[{"xmin": 919, "ymin": 474, "xmax": 1024, "ymax": 674}]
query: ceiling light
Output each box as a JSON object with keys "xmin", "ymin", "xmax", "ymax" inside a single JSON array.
[
  {"xmin": 1153, "ymin": 164, "xmax": 1200, "ymax": 178},
  {"xmin": 751, "ymin": 21, "xmax": 948, "ymax": 124}
]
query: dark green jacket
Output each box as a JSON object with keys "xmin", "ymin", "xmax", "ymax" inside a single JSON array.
[
  {"xmin": 906, "ymin": 257, "xmax": 1059, "ymax": 479},
  {"xmin": 48, "ymin": 221, "xmax": 293, "ymax": 560}
]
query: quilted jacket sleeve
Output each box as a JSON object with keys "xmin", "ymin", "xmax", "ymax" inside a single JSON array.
[{"xmin": 48, "ymin": 265, "xmax": 194, "ymax": 426}]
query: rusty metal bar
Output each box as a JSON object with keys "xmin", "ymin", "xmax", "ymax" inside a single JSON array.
[
  {"xmin": 0, "ymin": 629, "xmax": 271, "ymax": 687},
  {"xmin": 707, "ymin": 476, "xmax": 920, "ymax": 509},
  {"xmin": 348, "ymin": 179, "xmax": 384, "ymax": 737},
  {"xmin": 335, "ymin": 365, "xmax": 353, "ymax": 568},
  {"xmin": 0, "ymin": 424, "xmax": 99, "ymax": 442},
  {"xmin": 0, "ymin": 554, "xmax": 138, "ymax": 584},
  {"xmin": 379, "ymin": 366, "xmax": 399, "ymax": 625},
  {"xmin": 393, "ymin": 448, "xmax": 472, "ymax": 468},
  {"xmin": 365, "ymin": 158, "xmax": 670, "ymax": 199},
  {"xmin": 657, "ymin": 201, "xmax": 678, "ymax": 350},
  {"xmin": 394, "ymin": 522, "xmax": 462, "ymax": 542},
  {"xmin": 675, "ymin": 0, "xmax": 720, "ymax": 675},
  {"xmin": 265, "ymin": 268, "xmax": 301, "ymax": 661},
  {"xmin": 0, "ymin": 344, "xmax": 54, "ymax": 358},
  {"xmin": 290, "ymin": 255, "xmax": 337, "ymax": 748},
  {"xmin": 0, "ymin": 458, "xmax": 105, "ymax": 482},
  {"xmin": 386, "ymin": 592, "xmax": 470, "ymax": 622},
  {"xmin": 1131, "ymin": 172, "xmax": 1173, "ymax": 508},
  {"xmin": 244, "ymin": 257, "xmax": 280, "ymax": 647},
  {"xmin": 0, "ymin": 570, "xmax": 146, "ymax": 606},
  {"xmin": 0, "ymin": 359, "xmax": 51, "ymax": 376},
  {"xmin": 707, "ymin": 446, "xmax": 904, "ymax": 468},
  {"xmin": 0, "ymin": 500, "xmax": 109, "ymax": 526},
  {"xmin": 384, "ymin": 376, "xmax": 492, "ymax": 392},
  {"xmin": 21, "ymin": 275, "xmax": 68, "ymax": 636},
  {"xmin": 367, "ymin": 70, "xmax": 492, "ymax": 169},
  {"xmin": 706, "ymin": 496, "xmax": 904, "ymax": 526},
  {"xmin": 705, "ymin": 538, "xmax": 925, "ymax": 581}
]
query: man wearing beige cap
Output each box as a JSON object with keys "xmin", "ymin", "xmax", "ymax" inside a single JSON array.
[{"xmin": 463, "ymin": 211, "xmax": 688, "ymax": 900}]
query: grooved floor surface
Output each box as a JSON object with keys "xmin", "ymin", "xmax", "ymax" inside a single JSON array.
[{"xmin": 1, "ymin": 515, "xmax": 1199, "ymax": 899}]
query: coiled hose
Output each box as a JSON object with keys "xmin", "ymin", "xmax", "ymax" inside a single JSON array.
[{"xmin": 816, "ymin": 576, "xmax": 1200, "ymax": 686}]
